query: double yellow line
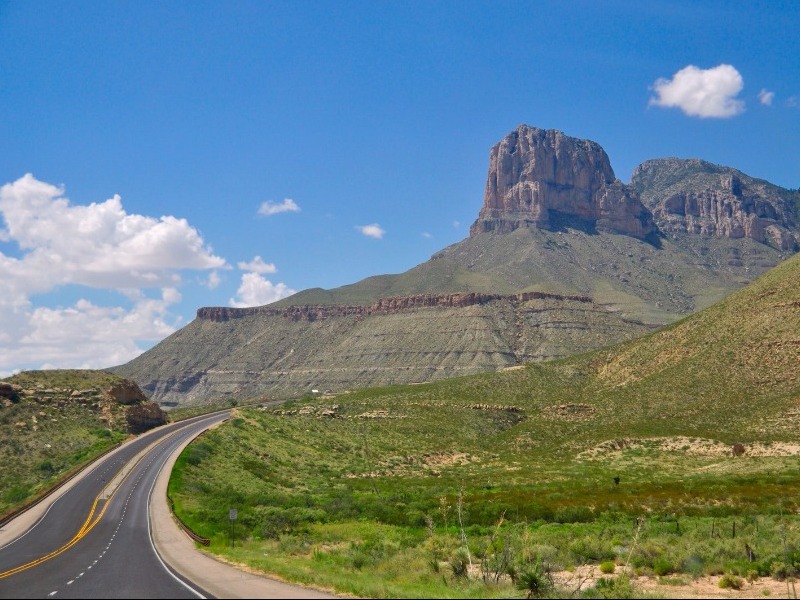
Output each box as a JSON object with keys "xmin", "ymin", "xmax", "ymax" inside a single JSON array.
[{"xmin": 0, "ymin": 448, "xmax": 141, "ymax": 580}]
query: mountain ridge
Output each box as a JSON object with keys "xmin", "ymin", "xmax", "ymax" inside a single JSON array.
[{"xmin": 113, "ymin": 125, "xmax": 799, "ymax": 406}]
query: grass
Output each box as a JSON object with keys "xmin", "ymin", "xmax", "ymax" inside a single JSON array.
[
  {"xmin": 167, "ymin": 252, "xmax": 800, "ymax": 597},
  {"xmin": 0, "ymin": 370, "xmax": 134, "ymax": 518}
]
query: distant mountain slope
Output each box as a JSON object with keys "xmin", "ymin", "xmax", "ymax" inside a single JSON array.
[{"xmin": 113, "ymin": 126, "xmax": 799, "ymax": 407}]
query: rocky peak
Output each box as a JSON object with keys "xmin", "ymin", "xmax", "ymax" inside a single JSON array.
[
  {"xmin": 470, "ymin": 125, "xmax": 655, "ymax": 240},
  {"xmin": 631, "ymin": 158, "xmax": 800, "ymax": 251}
]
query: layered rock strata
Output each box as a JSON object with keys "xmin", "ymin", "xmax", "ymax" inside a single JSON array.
[
  {"xmin": 470, "ymin": 125, "xmax": 654, "ymax": 239},
  {"xmin": 197, "ymin": 291, "xmax": 591, "ymax": 322},
  {"xmin": 632, "ymin": 158, "xmax": 799, "ymax": 251}
]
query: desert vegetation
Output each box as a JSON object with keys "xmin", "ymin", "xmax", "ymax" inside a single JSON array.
[{"xmin": 167, "ymin": 252, "xmax": 800, "ymax": 597}]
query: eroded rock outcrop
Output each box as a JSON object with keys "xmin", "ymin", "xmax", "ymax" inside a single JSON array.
[
  {"xmin": 196, "ymin": 291, "xmax": 592, "ymax": 322},
  {"xmin": 632, "ymin": 158, "xmax": 800, "ymax": 251},
  {"xmin": 105, "ymin": 379, "xmax": 148, "ymax": 405},
  {"xmin": 470, "ymin": 125, "xmax": 655, "ymax": 239}
]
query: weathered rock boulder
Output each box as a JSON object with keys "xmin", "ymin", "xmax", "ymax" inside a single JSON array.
[
  {"xmin": 470, "ymin": 125, "xmax": 655, "ymax": 239},
  {"xmin": 0, "ymin": 382, "xmax": 20, "ymax": 401},
  {"xmin": 126, "ymin": 401, "xmax": 167, "ymax": 434},
  {"xmin": 631, "ymin": 158, "xmax": 800, "ymax": 251},
  {"xmin": 105, "ymin": 379, "xmax": 148, "ymax": 405}
]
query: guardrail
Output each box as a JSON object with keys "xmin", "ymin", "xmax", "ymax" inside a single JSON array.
[{"xmin": 166, "ymin": 494, "xmax": 210, "ymax": 546}]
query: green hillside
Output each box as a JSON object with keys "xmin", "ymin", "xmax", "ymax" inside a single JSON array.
[
  {"xmin": 0, "ymin": 370, "xmax": 158, "ymax": 520},
  {"xmin": 168, "ymin": 253, "xmax": 800, "ymax": 597}
]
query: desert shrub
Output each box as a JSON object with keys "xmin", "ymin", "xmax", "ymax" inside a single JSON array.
[
  {"xmin": 184, "ymin": 441, "xmax": 213, "ymax": 466},
  {"xmin": 582, "ymin": 574, "xmax": 636, "ymax": 599},
  {"xmin": 555, "ymin": 505, "xmax": 594, "ymax": 523},
  {"xmin": 568, "ymin": 536, "xmax": 615, "ymax": 562},
  {"xmin": 653, "ymin": 557, "xmax": 674, "ymax": 576},
  {"xmin": 680, "ymin": 553, "xmax": 705, "ymax": 577},
  {"xmin": 449, "ymin": 548, "xmax": 470, "ymax": 579},
  {"xmin": 516, "ymin": 558, "xmax": 553, "ymax": 598},
  {"xmin": 718, "ymin": 573, "xmax": 744, "ymax": 589},
  {"xmin": 770, "ymin": 561, "xmax": 798, "ymax": 581},
  {"xmin": 599, "ymin": 560, "xmax": 615, "ymax": 574}
]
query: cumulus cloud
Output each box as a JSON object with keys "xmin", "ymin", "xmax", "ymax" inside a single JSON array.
[
  {"xmin": 758, "ymin": 89, "xmax": 775, "ymax": 106},
  {"xmin": 0, "ymin": 174, "xmax": 228, "ymax": 373},
  {"xmin": 0, "ymin": 289, "xmax": 181, "ymax": 377},
  {"xmin": 356, "ymin": 223, "xmax": 385, "ymax": 239},
  {"xmin": 229, "ymin": 272, "xmax": 295, "ymax": 307},
  {"xmin": 205, "ymin": 271, "xmax": 222, "ymax": 289},
  {"xmin": 649, "ymin": 64, "xmax": 745, "ymax": 118},
  {"xmin": 237, "ymin": 255, "xmax": 277, "ymax": 274},
  {"xmin": 258, "ymin": 198, "xmax": 300, "ymax": 217}
]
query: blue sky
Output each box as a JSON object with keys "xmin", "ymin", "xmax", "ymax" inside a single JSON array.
[{"xmin": 1, "ymin": 1, "xmax": 798, "ymax": 375}]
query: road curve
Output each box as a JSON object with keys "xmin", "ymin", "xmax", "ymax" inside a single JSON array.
[{"xmin": 0, "ymin": 411, "xmax": 337, "ymax": 599}]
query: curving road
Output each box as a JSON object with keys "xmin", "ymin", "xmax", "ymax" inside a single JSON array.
[{"xmin": 0, "ymin": 412, "xmax": 226, "ymax": 599}]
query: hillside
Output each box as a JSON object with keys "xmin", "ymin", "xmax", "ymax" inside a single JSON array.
[
  {"xmin": 114, "ymin": 125, "xmax": 799, "ymax": 407},
  {"xmin": 0, "ymin": 370, "xmax": 165, "ymax": 519},
  {"xmin": 167, "ymin": 249, "xmax": 800, "ymax": 598}
]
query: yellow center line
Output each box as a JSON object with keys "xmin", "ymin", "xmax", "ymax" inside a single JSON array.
[{"xmin": 0, "ymin": 426, "xmax": 187, "ymax": 580}]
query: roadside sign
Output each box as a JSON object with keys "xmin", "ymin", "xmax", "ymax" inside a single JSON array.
[{"xmin": 229, "ymin": 508, "xmax": 237, "ymax": 521}]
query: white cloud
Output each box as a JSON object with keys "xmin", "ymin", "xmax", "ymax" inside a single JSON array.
[
  {"xmin": 421, "ymin": 232, "xmax": 433, "ymax": 239},
  {"xmin": 205, "ymin": 271, "xmax": 222, "ymax": 289},
  {"xmin": 237, "ymin": 255, "xmax": 277, "ymax": 274},
  {"xmin": 356, "ymin": 223, "xmax": 385, "ymax": 239},
  {"xmin": 649, "ymin": 64, "xmax": 745, "ymax": 118},
  {"xmin": 0, "ymin": 174, "xmax": 226, "ymax": 293},
  {"xmin": 787, "ymin": 96, "xmax": 799, "ymax": 109},
  {"xmin": 229, "ymin": 272, "xmax": 295, "ymax": 307},
  {"xmin": 0, "ymin": 174, "xmax": 228, "ymax": 372},
  {"xmin": 0, "ymin": 289, "xmax": 181, "ymax": 376},
  {"xmin": 452, "ymin": 221, "xmax": 461, "ymax": 229},
  {"xmin": 258, "ymin": 198, "xmax": 300, "ymax": 217},
  {"xmin": 758, "ymin": 89, "xmax": 775, "ymax": 106}
]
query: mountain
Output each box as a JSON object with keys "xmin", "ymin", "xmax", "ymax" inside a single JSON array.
[{"xmin": 112, "ymin": 125, "xmax": 799, "ymax": 407}]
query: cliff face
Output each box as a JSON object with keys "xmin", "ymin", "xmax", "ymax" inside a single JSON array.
[
  {"xmin": 470, "ymin": 125, "xmax": 655, "ymax": 239},
  {"xmin": 117, "ymin": 292, "xmax": 651, "ymax": 407},
  {"xmin": 113, "ymin": 125, "xmax": 800, "ymax": 407},
  {"xmin": 631, "ymin": 159, "xmax": 800, "ymax": 251},
  {"xmin": 196, "ymin": 291, "xmax": 591, "ymax": 322}
]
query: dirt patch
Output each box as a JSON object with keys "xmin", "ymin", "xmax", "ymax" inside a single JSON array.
[
  {"xmin": 553, "ymin": 565, "xmax": 795, "ymax": 598},
  {"xmin": 580, "ymin": 436, "xmax": 800, "ymax": 460}
]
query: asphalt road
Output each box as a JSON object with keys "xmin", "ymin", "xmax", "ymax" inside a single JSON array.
[{"xmin": 0, "ymin": 412, "xmax": 227, "ymax": 599}]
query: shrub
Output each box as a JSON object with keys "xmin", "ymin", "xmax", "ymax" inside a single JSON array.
[
  {"xmin": 599, "ymin": 560, "xmax": 615, "ymax": 574},
  {"xmin": 516, "ymin": 559, "xmax": 553, "ymax": 598},
  {"xmin": 449, "ymin": 548, "xmax": 470, "ymax": 579},
  {"xmin": 585, "ymin": 574, "xmax": 636, "ymax": 599},
  {"xmin": 718, "ymin": 573, "xmax": 744, "ymax": 590},
  {"xmin": 770, "ymin": 561, "xmax": 798, "ymax": 581},
  {"xmin": 653, "ymin": 557, "xmax": 674, "ymax": 576}
]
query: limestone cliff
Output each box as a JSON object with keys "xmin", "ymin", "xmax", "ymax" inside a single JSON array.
[
  {"xmin": 631, "ymin": 158, "xmax": 800, "ymax": 251},
  {"xmin": 470, "ymin": 125, "xmax": 654, "ymax": 239}
]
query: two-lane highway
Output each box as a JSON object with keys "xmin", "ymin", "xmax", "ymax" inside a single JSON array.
[{"xmin": 0, "ymin": 412, "xmax": 229, "ymax": 599}]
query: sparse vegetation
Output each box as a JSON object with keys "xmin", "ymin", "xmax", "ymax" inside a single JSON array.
[
  {"xmin": 166, "ymin": 251, "xmax": 800, "ymax": 597},
  {"xmin": 0, "ymin": 370, "xmax": 146, "ymax": 518}
]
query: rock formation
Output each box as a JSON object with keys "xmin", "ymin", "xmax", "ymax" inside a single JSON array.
[
  {"xmin": 105, "ymin": 379, "xmax": 149, "ymax": 405},
  {"xmin": 113, "ymin": 125, "xmax": 800, "ymax": 407},
  {"xmin": 197, "ymin": 291, "xmax": 591, "ymax": 322},
  {"xmin": 631, "ymin": 158, "xmax": 800, "ymax": 251},
  {"xmin": 470, "ymin": 125, "xmax": 654, "ymax": 239}
]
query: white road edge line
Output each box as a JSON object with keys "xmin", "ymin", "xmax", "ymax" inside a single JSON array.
[{"xmin": 146, "ymin": 425, "xmax": 207, "ymax": 600}]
